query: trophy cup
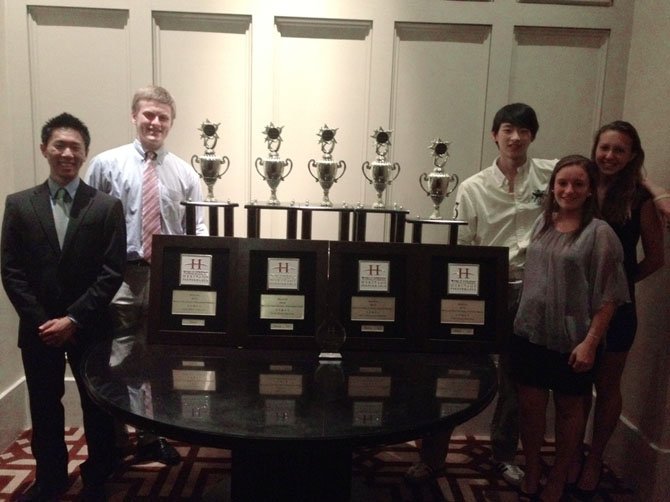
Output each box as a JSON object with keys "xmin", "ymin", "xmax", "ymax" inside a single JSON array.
[
  {"xmin": 255, "ymin": 123, "xmax": 293, "ymax": 205},
  {"xmin": 191, "ymin": 120, "xmax": 231, "ymax": 202},
  {"xmin": 419, "ymin": 139, "xmax": 459, "ymax": 219},
  {"xmin": 361, "ymin": 127, "xmax": 401, "ymax": 208},
  {"xmin": 307, "ymin": 125, "xmax": 346, "ymax": 207}
]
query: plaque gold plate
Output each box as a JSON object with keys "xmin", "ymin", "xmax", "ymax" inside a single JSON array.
[
  {"xmin": 435, "ymin": 377, "xmax": 480, "ymax": 399},
  {"xmin": 351, "ymin": 296, "xmax": 395, "ymax": 322},
  {"xmin": 172, "ymin": 369, "xmax": 216, "ymax": 391},
  {"xmin": 348, "ymin": 375, "xmax": 391, "ymax": 397},
  {"xmin": 259, "ymin": 374, "xmax": 304, "ymax": 396},
  {"xmin": 440, "ymin": 299, "xmax": 485, "ymax": 325},
  {"xmin": 172, "ymin": 290, "xmax": 217, "ymax": 316},
  {"xmin": 260, "ymin": 294, "xmax": 305, "ymax": 320}
]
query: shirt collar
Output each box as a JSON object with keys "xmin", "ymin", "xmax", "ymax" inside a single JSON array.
[
  {"xmin": 492, "ymin": 157, "xmax": 530, "ymax": 189},
  {"xmin": 48, "ymin": 177, "xmax": 80, "ymax": 200},
  {"xmin": 133, "ymin": 138, "xmax": 167, "ymax": 164}
]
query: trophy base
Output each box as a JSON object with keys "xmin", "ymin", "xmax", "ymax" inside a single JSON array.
[
  {"xmin": 320, "ymin": 195, "xmax": 333, "ymax": 207},
  {"xmin": 318, "ymin": 351, "xmax": 342, "ymax": 361},
  {"xmin": 266, "ymin": 188, "xmax": 281, "ymax": 205},
  {"xmin": 429, "ymin": 210, "xmax": 443, "ymax": 220}
]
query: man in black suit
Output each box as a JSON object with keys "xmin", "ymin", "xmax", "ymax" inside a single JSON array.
[{"xmin": 1, "ymin": 113, "xmax": 127, "ymax": 501}]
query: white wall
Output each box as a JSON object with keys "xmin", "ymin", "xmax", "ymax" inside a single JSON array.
[
  {"xmin": 0, "ymin": 0, "xmax": 29, "ymax": 451},
  {"xmin": 609, "ymin": 0, "xmax": 670, "ymax": 499},
  {"xmin": 2, "ymin": 0, "xmax": 635, "ymax": 240}
]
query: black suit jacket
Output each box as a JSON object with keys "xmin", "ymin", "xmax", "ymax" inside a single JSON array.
[{"xmin": 1, "ymin": 180, "xmax": 126, "ymax": 349}]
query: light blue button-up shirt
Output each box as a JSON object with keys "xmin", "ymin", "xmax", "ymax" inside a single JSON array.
[{"xmin": 85, "ymin": 139, "xmax": 207, "ymax": 260}]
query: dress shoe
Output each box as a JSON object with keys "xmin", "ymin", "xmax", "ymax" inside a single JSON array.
[
  {"xmin": 135, "ymin": 437, "xmax": 181, "ymax": 465},
  {"xmin": 404, "ymin": 461, "xmax": 442, "ymax": 483},
  {"xmin": 81, "ymin": 482, "xmax": 107, "ymax": 502},
  {"xmin": 17, "ymin": 480, "xmax": 68, "ymax": 501},
  {"xmin": 79, "ymin": 456, "xmax": 120, "ymax": 486}
]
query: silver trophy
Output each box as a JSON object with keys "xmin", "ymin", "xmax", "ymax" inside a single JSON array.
[
  {"xmin": 191, "ymin": 120, "xmax": 231, "ymax": 202},
  {"xmin": 255, "ymin": 123, "xmax": 293, "ymax": 205},
  {"xmin": 307, "ymin": 125, "xmax": 346, "ymax": 207},
  {"xmin": 362, "ymin": 127, "xmax": 401, "ymax": 208},
  {"xmin": 419, "ymin": 139, "xmax": 459, "ymax": 219}
]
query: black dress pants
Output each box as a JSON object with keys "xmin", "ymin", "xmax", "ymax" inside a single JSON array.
[{"xmin": 22, "ymin": 340, "xmax": 117, "ymax": 487}]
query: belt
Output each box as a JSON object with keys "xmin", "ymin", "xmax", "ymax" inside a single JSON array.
[{"xmin": 127, "ymin": 260, "xmax": 150, "ymax": 267}]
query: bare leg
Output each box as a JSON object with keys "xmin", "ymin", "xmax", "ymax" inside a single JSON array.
[
  {"xmin": 567, "ymin": 391, "xmax": 592, "ymax": 484},
  {"xmin": 578, "ymin": 351, "xmax": 628, "ymax": 491},
  {"xmin": 517, "ymin": 384, "xmax": 549, "ymax": 495},
  {"xmin": 542, "ymin": 392, "xmax": 586, "ymax": 502}
]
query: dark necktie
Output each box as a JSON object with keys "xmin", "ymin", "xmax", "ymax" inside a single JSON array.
[{"xmin": 54, "ymin": 187, "xmax": 72, "ymax": 248}]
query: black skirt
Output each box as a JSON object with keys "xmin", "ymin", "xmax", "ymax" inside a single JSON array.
[{"xmin": 510, "ymin": 335, "xmax": 598, "ymax": 396}]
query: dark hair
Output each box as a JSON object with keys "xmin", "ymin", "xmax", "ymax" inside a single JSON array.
[
  {"xmin": 491, "ymin": 103, "xmax": 539, "ymax": 139},
  {"xmin": 536, "ymin": 154, "xmax": 598, "ymax": 241},
  {"xmin": 41, "ymin": 112, "xmax": 91, "ymax": 151},
  {"xmin": 591, "ymin": 120, "xmax": 644, "ymax": 225}
]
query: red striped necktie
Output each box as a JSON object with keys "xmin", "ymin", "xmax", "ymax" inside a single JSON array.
[{"xmin": 142, "ymin": 151, "xmax": 161, "ymax": 263}]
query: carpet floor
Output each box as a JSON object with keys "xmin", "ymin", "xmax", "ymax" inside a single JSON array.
[{"xmin": 0, "ymin": 428, "xmax": 635, "ymax": 501}]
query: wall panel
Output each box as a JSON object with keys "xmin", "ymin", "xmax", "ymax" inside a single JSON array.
[
  {"xmin": 153, "ymin": 11, "xmax": 252, "ymax": 236},
  {"xmin": 269, "ymin": 17, "xmax": 372, "ymax": 240},
  {"xmin": 510, "ymin": 26, "xmax": 609, "ymax": 160},
  {"xmin": 28, "ymin": 6, "xmax": 131, "ymax": 178},
  {"xmin": 391, "ymin": 23, "xmax": 491, "ymax": 242}
]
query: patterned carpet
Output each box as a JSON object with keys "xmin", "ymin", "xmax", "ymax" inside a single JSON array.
[{"xmin": 0, "ymin": 428, "xmax": 635, "ymax": 501}]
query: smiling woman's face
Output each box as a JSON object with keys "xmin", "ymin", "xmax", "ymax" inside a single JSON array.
[
  {"xmin": 553, "ymin": 163, "xmax": 591, "ymax": 214},
  {"xmin": 594, "ymin": 130, "xmax": 635, "ymax": 180}
]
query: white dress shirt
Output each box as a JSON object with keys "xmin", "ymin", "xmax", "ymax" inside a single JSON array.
[
  {"xmin": 85, "ymin": 139, "xmax": 207, "ymax": 260},
  {"xmin": 453, "ymin": 157, "xmax": 556, "ymax": 279}
]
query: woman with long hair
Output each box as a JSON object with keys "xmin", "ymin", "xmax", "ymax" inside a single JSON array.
[
  {"xmin": 512, "ymin": 155, "xmax": 630, "ymax": 501},
  {"xmin": 573, "ymin": 122, "xmax": 665, "ymax": 499}
]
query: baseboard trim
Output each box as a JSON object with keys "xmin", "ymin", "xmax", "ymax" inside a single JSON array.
[
  {"xmin": 0, "ymin": 375, "xmax": 25, "ymax": 400},
  {"xmin": 620, "ymin": 413, "xmax": 670, "ymax": 454},
  {"xmin": 0, "ymin": 377, "xmax": 27, "ymax": 452}
]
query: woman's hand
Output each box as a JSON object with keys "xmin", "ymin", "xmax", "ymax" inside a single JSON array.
[
  {"xmin": 569, "ymin": 338, "xmax": 598, "ymax": 373},
  {"xmin": 641, "ymin": 178, "xmax": 670, "ymax": 226}
]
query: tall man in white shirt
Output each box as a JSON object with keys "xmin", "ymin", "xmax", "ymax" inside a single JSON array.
[
  {"xmin": 86, "ymin": 85, "xmax": 207, "ymax": 465},
  {"xmin": 407, "ymin": 103, "xmax": 556, "ymax": 485}
]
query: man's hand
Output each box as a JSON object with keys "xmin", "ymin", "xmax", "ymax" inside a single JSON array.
[{"xmin": 38, "ymin": 317, "xmax": 77, "ymax": 347}]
